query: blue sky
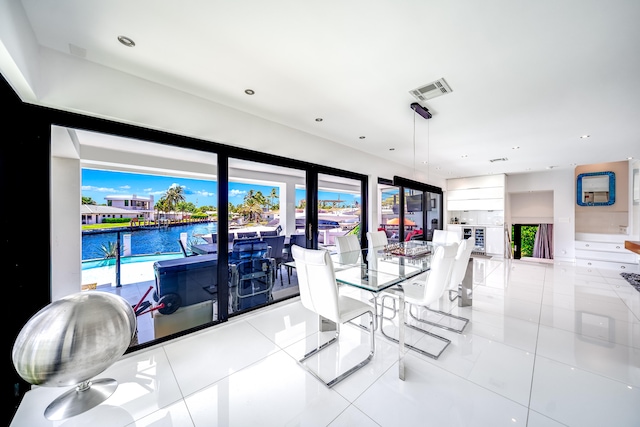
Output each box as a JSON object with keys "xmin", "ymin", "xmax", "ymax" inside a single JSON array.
[{"xmin": 82, "ymin": 169, "xmax": 359, "ymax": 208}]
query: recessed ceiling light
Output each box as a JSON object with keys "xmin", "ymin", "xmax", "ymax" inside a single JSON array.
[
  {"xmin": 389, "ymin": 148, "xmax": 395, "ymax": 151},
  {"xmin": 580, "ymin": 135, "xmax": 590, "ymax": 139},
  {"xmin": 512, "ymin": 146, "xmax": 520, "ymax": 149},
  {"xmin": 461, "ymin": 154, "xmax": 468, "ymax": 158},
  {"xmin": 244, "ymin": 89, "xmax": 255, "ymax": 95},
  {"xmin": 117, "ymin": 35, "xmax": 135, "ymax": 47},
  {"xmin": 422, "ymin": 161, "xmax": 428, "ymax": 164},
  {"xmin": 359, "ymin": 136, "xmax": 365, "ymax": 139},
  {"xmin": 315, "ymin": 118, "xmax": 323, "ymax": 122},
  {"xmin": 546, "ymin": 166, "xmax": 556, "ymax": 169}
]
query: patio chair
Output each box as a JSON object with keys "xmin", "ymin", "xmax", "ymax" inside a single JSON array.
[
  {"xmin": 236, "ymin": 231, "xmax": 258, "ymax": 240},
  {"xmin": 282, "ymin": 234, "xmax": 307, "ymax": 284},
  {"xmin": 262, "ymin": 235, "xmax": 286, "ymax": 284}
]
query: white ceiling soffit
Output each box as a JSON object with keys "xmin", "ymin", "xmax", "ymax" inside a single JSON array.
[{"xmin": 409, "ymin": 78, "xmax": 452, "ymax": 102}]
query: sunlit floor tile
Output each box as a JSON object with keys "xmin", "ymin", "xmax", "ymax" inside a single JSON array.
[
  {"xmin": 354, "ymin": 352, "xmax": 529, "ymax": 427},
  {"xmin": 185, "ymin": 351, "xmax": 350, "ymax": 427},
  {"xmin": 471, "ymin": 293, "xmax": 542, "ymax": 323},
  {"xmin": 464, "ymin": 340, "xmax": 535, "ymax": 406},
  {"xmin": 409, "ymin": 325, "xmax": 536, "ymax": 406},
  {"xmin": 163, "ymin": 319, "xmax": 281, "ymax": 395},
  {"xmin": 543, "ymin": 292, "xmax": 635, "ymax": 322},
  {"xmin": 536, "ymin": 325, "xmax": 640, "ymax": 386},
  {"xmin": 540, "ymin": 304, "xmax": 640, "ymax": 349},
  {"xmin": 451, "ymin": 308, "xmax": 539, "ymax": 353},
  {"xmin": 244, "ymin": 298, "xmax": 321, "ymax": 348},
  {"xmin": 525, "ymin": 410, "xmax": 568, "ymax": 427},
  {"xmin": 530, "ymin": 356, "xmax": 640, "ymax": 427},
  {"xmin": 327, "ymin": 405, "xmax": 380, "ymax": 427},
  {"xmin": 126, "ymin": 400, "xmax": 195, "ymax": 427}
]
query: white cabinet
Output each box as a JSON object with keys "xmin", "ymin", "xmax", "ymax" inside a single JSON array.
[
  {"xmin": 574, "ymin": 238, "xmax": 639, "ymax": 272},
  {"xmin": 485, "ymin": 226, "xmax": 505, "ymax": 256}
]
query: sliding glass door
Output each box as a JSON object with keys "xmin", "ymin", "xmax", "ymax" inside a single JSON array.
[{"xmin": 378, "ymin": 178, "xmax": 443, "ymax": 243}]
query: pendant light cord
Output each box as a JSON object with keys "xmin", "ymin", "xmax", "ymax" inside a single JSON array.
[{"xmin": 413, "ymin": 112, "xmax": 416, "ymax": 178}]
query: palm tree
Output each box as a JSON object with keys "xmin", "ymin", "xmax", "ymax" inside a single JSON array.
[
  {"xmin": 164, "ymin": 184, "xmax": 186, "ymax": 219},
  {"xmin": 268, "ymin": 187, "xmax": 278, "ymax": 211}
]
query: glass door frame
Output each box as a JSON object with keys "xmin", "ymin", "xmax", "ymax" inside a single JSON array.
[{"xmin": 379, "ymin": 176, "xmax": 443, "ymax": 243}]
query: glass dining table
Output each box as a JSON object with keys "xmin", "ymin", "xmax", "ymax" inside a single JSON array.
[{"xmin": 329, "ymin": 240, "xmax": 433, "ymax": 381}]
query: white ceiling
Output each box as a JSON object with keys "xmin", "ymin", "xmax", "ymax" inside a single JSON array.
[{"xmin": 6, "ymin": 0, "xmax": 640, "ymax": 179}]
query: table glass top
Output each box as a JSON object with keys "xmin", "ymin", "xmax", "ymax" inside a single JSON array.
[{"xmin": 331, "ymin": 241, "xmax": 433, "ymax": 292}]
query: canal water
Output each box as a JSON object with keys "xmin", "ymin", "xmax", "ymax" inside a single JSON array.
[{"xmin": 82, "ymin": 222, "xmax": 218, "ymax": 260}]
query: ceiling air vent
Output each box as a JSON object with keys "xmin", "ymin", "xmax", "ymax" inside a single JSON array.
[
  {"xmin": 409, "ymin": 78, "xmax": 452, "ymax": 101},
  {"xmin": 489, "ymin": 158, "xmax": 509, "ymax": 163}
]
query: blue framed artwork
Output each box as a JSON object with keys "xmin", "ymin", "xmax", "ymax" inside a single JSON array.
[{"xmin": 576, "ymin": 171, "xmax": 615, "ymax": 206}]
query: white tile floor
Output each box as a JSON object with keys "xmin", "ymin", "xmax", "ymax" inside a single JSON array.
[{"xmin": 11, "ymin": 257, "xmax": 640, "ymax": 426}]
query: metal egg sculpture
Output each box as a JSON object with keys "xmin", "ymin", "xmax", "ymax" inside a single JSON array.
[{"xmin": 12, "ymin": 291, "xmax": 136, "ymax": 420}]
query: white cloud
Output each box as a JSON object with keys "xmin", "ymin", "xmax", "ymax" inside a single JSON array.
[
  {"xmin": 81, "ymin": 185, "xmax": 119, "ymax": 193},
  {"xmin": 229, "ymin": 189, "xmax": 246, "ymax": 198},
  {"xmin": 196, "ymin": 190, "xmax": 216, "ymax": 197}
]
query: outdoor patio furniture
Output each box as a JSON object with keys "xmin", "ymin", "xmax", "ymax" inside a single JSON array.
[
  {"xmin": 262, "ymin": 235, "xmax": 286, "ymax": 284},
  {"xmin": 153, "ymin": 254, "xmax": 218, "ymax": 314}
]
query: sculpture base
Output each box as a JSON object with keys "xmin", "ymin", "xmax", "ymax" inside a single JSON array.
[{"xmin": 44, "ymin": 378, "xmax": 118, "ymax": 421}]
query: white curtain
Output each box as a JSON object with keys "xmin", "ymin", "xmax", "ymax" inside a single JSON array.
[{"xmin": 533, "ymin": 224, "xmax": 553, "ymax": 259}]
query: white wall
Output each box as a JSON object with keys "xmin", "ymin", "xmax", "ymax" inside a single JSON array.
[
  {"xmin": 51, "ymin": 156, "xmax": 82, "ymax": 300},
  {"xmin": 506, "ymin": 170, "xmax": 575, "ymax": 262}
]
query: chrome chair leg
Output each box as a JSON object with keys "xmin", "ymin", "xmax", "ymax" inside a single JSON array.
[
  {"xmin": 409, "ymin": 304, "xmax": 469, "ymax": 334},
  {"xmin": 379, "ymin": 295, "xmax": 451, "ymax": 360},
  {"xmin": 298, "ymin": 311, "xmax": 375, "ymax": 388}
]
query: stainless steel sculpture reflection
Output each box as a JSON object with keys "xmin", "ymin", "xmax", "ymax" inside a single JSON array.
[{"xmin": 12, "ymin": 291, "xmax": 136, "ymax": 420}]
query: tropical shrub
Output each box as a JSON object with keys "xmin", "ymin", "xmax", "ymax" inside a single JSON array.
[{"xmin": 99, "ymin": 241, "xmax": 119, "ymax": 258}]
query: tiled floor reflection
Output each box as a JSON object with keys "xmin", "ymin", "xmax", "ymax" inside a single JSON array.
[{"xmin": 12, "ymin": 257, "xmax": 640, "ymax": 426}]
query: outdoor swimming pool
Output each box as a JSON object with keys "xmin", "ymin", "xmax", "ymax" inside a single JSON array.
[
  {"xmin": 82, "ymin": 222, "xmax": 217, "ymax": 260},
  {"xmin": 81, "ymin": 252, "xmax": 184, "ymax": 270}
]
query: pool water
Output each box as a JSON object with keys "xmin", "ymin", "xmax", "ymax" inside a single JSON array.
[
  {"xmin": 82, "ymin": 222, "xmax": 217, "ymax": 260},
  {"xmin": 81, "ymin": 252, "xmax": 184, "ymax": 270}
]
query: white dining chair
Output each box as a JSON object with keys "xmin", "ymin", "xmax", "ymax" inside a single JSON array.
[
  {"xmin": 335, "ymin": 234, "xmax": 360, "ymax": 253},
  {"xmin": 408, "ymin": 237, "xmax": 474, "ymax": 333},
  {"xmin": 380, "ymin": 243, "xmax": 458, "ymax": 359},
  {"xmin": 291, "ymin": 245, "xmax": 375, "ymax": 388},
  {"xmin": 366, "ymin": 230, "xmax": 388, "ymax": 248},
  {"xmin": 432, "ymin": 229, "xmax": 459, "ymax": 246}
]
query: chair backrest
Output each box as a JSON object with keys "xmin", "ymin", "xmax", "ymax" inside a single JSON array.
[
  {"xmin": 289, "ymin": 234, "xmax": 307, "ymax": 248},
  {"xmin": 291, "ymin": 245, "xmax": 340, "ymax": 323},
  {"xmin": 237, "ymin": 231, "xmax": 258, "ymax": 239},
  {"xmin": 367, "ymin": 230, "xmax": 388, "ymax": 248},
  {"xmin": 422, "ymin": 243, "xmax": 458, "ymax": 304},
  {"xmin": 228, "ymin": 232, "xmax": 236, "ymax": 243},
  {"xmin": 262, "ymin": 235, "xmax": 286, "ymax": 259},
  {"xmin": 448, "ymin": 237, "xmax": 475, "ymax": 291},
  {"xmin": 230, "ymin": 239, "xmax": 268, "ymax": 261},
  {"xmin": 432, "ymin": 229, "xmax": 459, "ymax": 245},
  {"xmin": 259, "ymin": 229, "xmax": 278, "ymax": 237},
  {"xmin": 335, "ymin": 234, "xmax": 360, "ymax": 253}
]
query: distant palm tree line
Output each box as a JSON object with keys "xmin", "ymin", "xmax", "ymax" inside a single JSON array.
[{"xmin": 85, "ymin": 184, "xmax": 356, "ymax": 224}]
